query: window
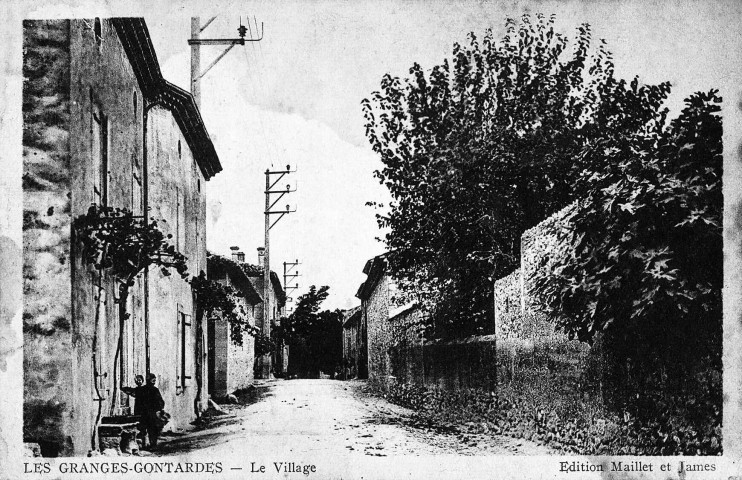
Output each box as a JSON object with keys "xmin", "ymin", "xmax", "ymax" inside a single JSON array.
[
  {"xmin": 92, "ymin": 102, "xmax": 108, "ymax": 206},
  {"xmin": 93, "ymin": 284, "xmax": 108, "ymax": 399},
  {"xmin": 132, "ymin": 91, "xmax": 138, "ymax": 120},
  {"xmin": 175, "ymin": 188, "xmax": 184, "ymax": 252},
  {"xmin": 176, "ymin": 307, "xmax": 193, "ymax": 390},
  {"xmin": 94, "ymin": 18, "xmax": 103, "ymax": 48},
  {"xmin": 132, "ymin": 156, "xmax": 142, "ymax": 215},
  {"xmin": 177, "ymin": 140, "xmax": 181, "ymax": 159}
]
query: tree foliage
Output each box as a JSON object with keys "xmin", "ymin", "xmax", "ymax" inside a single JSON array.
[
  {"xmin": 75, "ymin": 204, "xmax": 190, "ymax": 415},
  {"xmin": 531, "ymin": 90, "xmax": 723, "ymax": 353},
  {"xmin": 362, "ymin": 14, "xmax": 671, "ymax": 339},
  {"xmin": 190, "ymin": 272, "xmax": 269, "ymax": 348},
  {"xmin": 281, "ymin": 286, "xmax": 344, "ymax": 378},
  {"xmin": 75, "ymin": 204, "xmax": 189, "ymax": 284}
]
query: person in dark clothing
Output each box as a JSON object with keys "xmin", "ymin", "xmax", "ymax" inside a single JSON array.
[
  {"xmin": 122, "ymin": 375, "xmax": 146, "ymax": 414},
  {"xmin": 122, "ymin": 373, "xmax": 165, "ymax": 448}
]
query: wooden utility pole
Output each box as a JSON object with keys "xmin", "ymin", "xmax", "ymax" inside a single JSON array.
[
  {"xmin": 261, "ymin": 167, "xmax": 296, "ymax": 378},
  {"xmin": 189, "ymin": 16, "xmax": 263, "ymax": 107}
]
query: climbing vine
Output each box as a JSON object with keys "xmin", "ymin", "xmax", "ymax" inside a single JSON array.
[
  {"xmin": 75, "ymin": 204, "xmax": 189, "ymax": 282},
  {"xmin": 190, "ymin": 272, "xmax": 270, "ymax": 348},
  {"xmin": 74, "ymin": 204, "xmax": 190, "ymax": 425}
]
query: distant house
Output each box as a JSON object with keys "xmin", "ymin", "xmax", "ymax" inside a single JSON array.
[
  {"xmin": 234, "ymin": 248, "xmax": 287, "ymax": 378},
  {"xmin": 341, "ymin": 306, "xmax": 364, "ymax": 379},
  {"xmin": 355, "ymin": 254, "xmax": 394, "ymax": 386},
  {"xmin": 206, "ymin": 253, "xmax": 262, "ymax": 399},
  {"xmin": 22, "ymin": 18, "xmax": 221, "ymax": 456}
]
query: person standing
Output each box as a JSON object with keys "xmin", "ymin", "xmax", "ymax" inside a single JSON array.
[
  {"xmin": 123, "ymin": 373, "xmax": 165, "ymax": 448},
  {"xmin": 122, "ymin": 374, "xmax": 146, "ymax": 446}
]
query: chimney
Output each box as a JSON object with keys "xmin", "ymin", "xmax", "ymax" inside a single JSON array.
[
  {"xmin": 230, "ymin": 246, "xmax": 240, "ymax": 262},
  {"xmin": 236, "ymin": 251, "xmax": 245, "ymax": 262},
  {"xmin": 257, "ymin": 247, "xmax": 265, "ymax": 267}
]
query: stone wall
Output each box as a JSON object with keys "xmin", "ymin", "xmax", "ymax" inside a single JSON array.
[
  {"xmin": 246, "ymin": 268, "xmax": 283, "ymax": 378},
  {"xmin": 342, "ymin": 307, "xmax": 362, "ymax": 378},
  {"xmin": 384, "ymin": 306, "xmax": 498, "ymax": 391},
  {"xmin": 22, "ymin": 19, "xmax": 74, "ymax": 457},
  {"xmin": 209, "ymin": 301, "xmax": 256, "ymax": 398},
  {"xmin": 226, "ymin": 300, "xmax": 256, "ymax": 394},
  {"xmin": 364, "ymin": 274, "xmax": 390, "ymax": 388},
  {"xmin": 493, "ymin": 269, "xmax": 521, "ymax": 339},
  {"xmin": 375, "ymin": 206, "xmax": 592, "ymax": 397}
]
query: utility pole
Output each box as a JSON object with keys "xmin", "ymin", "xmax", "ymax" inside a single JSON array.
[
  {"xmin": 261, "ymin": 166, "xmax": 296, "ymax": 378},
  {"xmin": 283, "ymin": 260, "xmax": 301, "ymax": 316},
  {"xmin": 189, "ymin": 16, "xmax": 263, "ymax": 107}
]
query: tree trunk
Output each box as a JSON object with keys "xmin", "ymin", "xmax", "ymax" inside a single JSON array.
[{"xmin": 110, "ymin": 282, "xmax": 129, "ymax": 416}]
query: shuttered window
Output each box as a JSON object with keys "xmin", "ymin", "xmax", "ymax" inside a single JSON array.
[{"xmin": 177, "ymin": 307, "xmax": 193, "ymax": 390}]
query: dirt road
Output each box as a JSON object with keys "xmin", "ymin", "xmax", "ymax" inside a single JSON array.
[{"xmin": 155, "ymin": 379, "xmax": 552, "ymax": 458}]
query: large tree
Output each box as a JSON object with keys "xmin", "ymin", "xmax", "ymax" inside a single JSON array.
[
  {"xmin": 531, "ymin": 90, "xmax": 722, "ymax": 377},
  {"xmin": 279, "ymin": 286, "xmax": 344, "ymax": 378},
  {"xmin": 362, "ymin": 14, "xmax": 670, "ymax": 339}
]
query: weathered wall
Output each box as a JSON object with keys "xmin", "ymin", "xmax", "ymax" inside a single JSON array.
[
  {"xmin": 210, "ymin": 315, "xmax": 229, "ymax": 396},
  {"xmin": 385, "ymin": 308, "xmax": 498, "ymax": 391},
  {"xmin": 377, "ymin": 206, "xmax": 591, "ymax": 397},
  {"xmin": 493, "ymin": 269, "xmax": 521, "ymax": 339},
  {"xmin": 226, "ymin": 298, "xmax": 256, "ymax": 394},
  {"xmin": 147, "ymin": 104, "xmax": 207, "ymax": 431},
  {"xmin": 24, "ymin": 18, "xmax": 210, "ymax": 455},
  {"xmin": 491, "ymin": 206, "xmax": 590, "ymax": 385},
  {"xmin": 210, "ymin": 308, "xmax": 256, "ymax": 398},
  {"xmin": 23, "ymin": 18, "xmax": 151, "ymax": 456},
  {"xmin": 68, "ymin": 18, "xmax": 148, "ymax": 456},
  {"xmin": 341, "ymin": 306, "xmax": 365, "ymax": 379},
  {"xmin": 364, "ymin": 274, "xmax": 390, "ymax": 388},
  {"xmin": 22, "ymin": 19, "xmax": 74, "ymax": 457},
  {"xmin": 342, "ymin": 309, "xmax": 360, "ymax": 378},
  {"xmin": 246, "ymin": 270, "xmax": 282, "ymax": 378}
]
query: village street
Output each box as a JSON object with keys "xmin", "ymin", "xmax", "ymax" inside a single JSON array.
[{"xmin": 153, "ymin": 379, "xmax": 551, "ymax": 458}]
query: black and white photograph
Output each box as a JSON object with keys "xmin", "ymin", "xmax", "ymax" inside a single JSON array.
[{"xmin": 1, "ymin": 1, "xmax": 742, "ymax": 479}]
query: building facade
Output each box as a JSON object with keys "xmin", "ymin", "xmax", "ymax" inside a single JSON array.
[
  {"xmin": 23, "ymin": 18, "xmax": 221, "ymax": 456},
  {"xmin": 341, "ymin": 306, "xmax": 363, "ymax": 379},
  {"xmin": 355, "ymin": 254, "xmax": 392, "ymax": 386},
  {"xmin": 242, "ymin": 248, "xmax": 286, "ymax": 378},
  {"xmin": 206, "ymin": 253, "xmax": 262, "ymax": 399}
]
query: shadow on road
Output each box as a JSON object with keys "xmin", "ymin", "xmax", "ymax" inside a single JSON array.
[{"xmin": 153, "ymin": 384, "xmax": 271, "ymax": 456}]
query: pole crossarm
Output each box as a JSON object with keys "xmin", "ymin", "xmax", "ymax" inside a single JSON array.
[
  {"xmin": 188, "ymin": 38, "xmax": 249, "ymax": 46},
  {"xmin": 265, "ymin": 209, "xmax": 296, "ymax": 215}
]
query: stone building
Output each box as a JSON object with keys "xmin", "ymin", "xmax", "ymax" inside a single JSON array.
[
  {"xmin": 22, "ymin": 18, "xmax": 221, "ymax": 456},
  {"xmin": 355, "ymin": 254, "xmax": 394, "ymax": 387},
  {"xmin": 239, "ymin": 248, "xmax": 287, "ymax": 378},
  {"xmin": 341, "ymin": 305, "xmax": 364, "ymax": 379},
  {"xmin": 206, "ymin": 253, "xmax": 262, "ymax": 399}
]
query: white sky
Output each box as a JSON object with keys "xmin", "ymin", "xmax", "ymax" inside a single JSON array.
[{"xmin": 133, "ymin": 1, "xmax": 742, "ymax": 311}]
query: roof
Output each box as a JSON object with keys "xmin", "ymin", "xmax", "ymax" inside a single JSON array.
[
  {"xmin": 110, "ymin": 18, "xmax": 222, "ymax": 180},
  {"xmin": 342, "ymin": 305, "xmax": 362, "ymax": 328},
  {"xmin": 207, "ymin": 254, "xmax": 263, "ymax": 305},
  {"xmin": 240, "ymin": 263, "xmax": 287, "ymax": 308},
  {"xmin": 355, "ymin": 254, "xmax": 388, "ymax": 300}
]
